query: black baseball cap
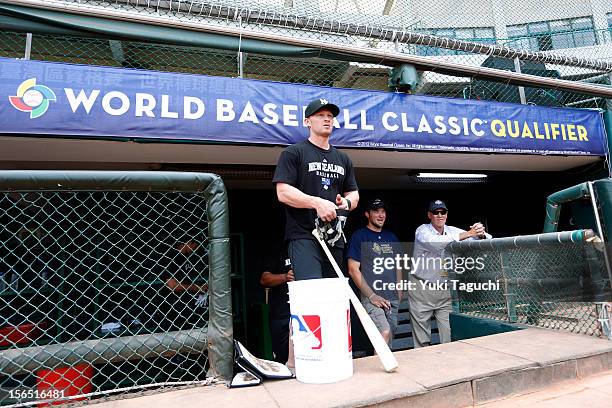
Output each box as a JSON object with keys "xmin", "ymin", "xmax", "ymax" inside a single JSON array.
[
  {"xmin": 304, "ymin": 98, "xmax": 340, "ymax": 118},
  {"xmin": 428, "ymin": 200, "xmax": 448, "ymax": 212},
  {"xmin": 367, "ymin": 198, "xmax": 386, "ymax": 211}
]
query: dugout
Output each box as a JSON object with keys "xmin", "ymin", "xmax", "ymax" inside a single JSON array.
[
  {"xmin": 0, "ymin": 135, "xmax": 607, "ymax": 355},
  {"xmin": 221, "ymin": 155, "xmax": 607, "ymax": 354},
  {"xmin": 1, "ymin": 55, "xmax": 609, "ymax": 357},
  {"xmin": 0, "ymin": 6, "xmax": 611, "ymax": 402}
]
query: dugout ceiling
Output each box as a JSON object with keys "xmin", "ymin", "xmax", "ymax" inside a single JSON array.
[{"xmin": 0, "ymin": 136, "xmax": 602, "ymax": 189}]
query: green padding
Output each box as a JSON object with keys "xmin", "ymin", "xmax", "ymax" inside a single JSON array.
[
  {"xmin": 447, "ymin": 230, "xmax": 587, "ymax": 253},
  {"xmin": 543, "ymin": 182, "xmax": 590, "ymax": 233},
  {"xmin": 0, "ymin": 3, "xmax": 371, "ymax": 62},
  {"xmin": 0, "ymin": 329, "xmax": 208, "ymax": 376},
  {"xmin": 0, "ymin": 170, "xmax": 234, "ymax": 380},
  {"xmin": 204, "ymin": 176, "xmax": 233, "ymax": 379},
  {"xmin": 593, "ymin": 179, "xmax": 612, "ymax": 240},
  {"xmin": 450, "ymin": 313, "xmax": 523, "ymax": 341},
  {"xmin": 0, "ymin": 13, "xmax": 85, "ymax": 36},
  {"xmin": 0, "ymin": 170, "xmax": 220, "ymax": 192}
]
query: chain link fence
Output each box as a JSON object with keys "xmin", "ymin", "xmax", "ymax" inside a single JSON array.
[
  {"xmin": 0, "ymin": 171, "xmax": 233, "ymax": 407},
  {"xmin": 56, "ymin": 1, "xmax": 612, "ymax": 94},
  {"xmin": 0, "ymin": 30, "xmax": 386, "ymax": 90},
  {"xmin": 1, "ymin": 0, "xmax": 611, "ymax": 107},
  {"xmin": 447, "ymin": 230, "xmax": 612, "ymax": 338},
  {"xmin": 0, "ymin": 29, "xmax": 605, "ymax": 107}
]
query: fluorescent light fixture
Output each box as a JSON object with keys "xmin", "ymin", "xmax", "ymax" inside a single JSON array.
[
  {"xmin": 417, "ymin": 173, "xmax": 487, "ymax": 179},
  {"xmin": 415, "ymin": 172, "xmax": 488, "ymax": 184}
]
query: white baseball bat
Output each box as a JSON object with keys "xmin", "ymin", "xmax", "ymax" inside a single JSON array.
[{"xmin": 312, "ymin": 229, "xmax": 399, "ymax": 373}]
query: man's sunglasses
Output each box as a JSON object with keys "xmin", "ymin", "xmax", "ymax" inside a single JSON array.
[{"xmin": 431, "ymin": 209, "xmax": 447, "ymax": 215}]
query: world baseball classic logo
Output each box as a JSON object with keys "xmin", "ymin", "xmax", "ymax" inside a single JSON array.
[{"xmin": 9, "ymin": 78, "xmax": 56, "ymax": 119}]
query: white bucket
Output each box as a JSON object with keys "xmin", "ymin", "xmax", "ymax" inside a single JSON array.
[{"xmin": 288, "ymin": 278, "xmax": 353, "ymax": 384}]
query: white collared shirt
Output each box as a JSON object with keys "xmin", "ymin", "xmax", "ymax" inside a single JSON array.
[{"xmin": 412, "ymin": 223, "xmax": 491, "ymax": 282}]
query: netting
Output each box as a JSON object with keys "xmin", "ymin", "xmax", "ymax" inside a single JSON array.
[
  {"xmin": 447, "ymin": 230, "xmax": 612, "ymax": 337},
  {"xmin": 84, "ymin": 0, "xmax": 608, "ymax": 71},
  {"xmin": 1, "ymin": 0, "xmax": 611, "ymax": 108},
  {"xmin": 0, "ymin": 172, "xmax": 232, "ymax": 407}
]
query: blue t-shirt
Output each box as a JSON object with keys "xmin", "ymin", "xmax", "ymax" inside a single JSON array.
[{"xmin": 347, "ymin": 227, "xmax": 401, "ymax": 300}]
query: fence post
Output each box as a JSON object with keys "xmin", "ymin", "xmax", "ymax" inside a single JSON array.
[
  {"xmin": 513, "ymin": 57, "xmax": 527, "ymax": 105},
  {"xmin": 499, "ymin": 252, "xmax": 517, "ymax": 323},
  {"xmin": 449, "ymin": 254, "xmax": 460, "ymax": 313},
  {"xmin": 24, "ymin": 33, "xmax": 32, "ymax": 60}
]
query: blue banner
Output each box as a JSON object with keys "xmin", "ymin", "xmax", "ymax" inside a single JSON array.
[{"xmin": 0, "ymin": 57, "xmax": 606, "ymax": 155}]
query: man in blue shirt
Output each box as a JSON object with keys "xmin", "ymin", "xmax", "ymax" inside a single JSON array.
[{"xmin": 347, "ymin": 198, "xmax": 402, "ymax": 346}]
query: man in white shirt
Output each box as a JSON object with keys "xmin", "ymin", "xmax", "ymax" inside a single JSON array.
[{"xmin": 408, "ymin": 200, "xmax": 491, "ymax": 348}]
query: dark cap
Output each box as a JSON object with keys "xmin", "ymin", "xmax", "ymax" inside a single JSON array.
[
  {"xmin": 428, "ymin": 200, "xmax": 448, "ymax": 212},
  {"xmin": 304, "ymin": 98, "xmax": 340, "ymax": 118},
  {"xmin": 367, "ymin": 198, "xmax": 386, "ymax": 211}
]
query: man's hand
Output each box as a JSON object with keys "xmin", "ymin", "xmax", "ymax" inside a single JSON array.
[
  {"xmin": 315, "ymin": 197, "xmax": 338, "ymax": 221},
  {"xmin": 166, "ymin": 278, "xmax": 207, "ymax": 293},
  {"xmin": 285, "ymin": 270, "xmax": 295, "ymax": 283},
  {"xmin": 166, "ymin": 278, "xmax": 180, "ymax": 291},
  {"xmin": 469, "ymin": 222, "xmax": 487, "ymax": 238},
  {"xmin": 336, "ymin": 194, "xmax": 349, "ymax": 210},
  {"xmin": 369, "ymin": 294, "xmax": 391, "ymax": 310}
]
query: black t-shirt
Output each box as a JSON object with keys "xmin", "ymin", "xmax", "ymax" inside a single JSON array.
[
  {"xmin": 272, "ymin": 140, "xmax": 358, "ymax": 246},
  {"xmin": 263, "ymin": 248, "xmax": 292, "ymax": 320}
]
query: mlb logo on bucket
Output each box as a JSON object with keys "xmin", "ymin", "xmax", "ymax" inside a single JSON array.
[{"xmin": 291, "ymin": 314, "xmax": 322, "ymax": 350}]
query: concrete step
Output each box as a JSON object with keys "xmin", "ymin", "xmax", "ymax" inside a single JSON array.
[
  {"xmin": 93, "ymin": 328, "xmax": 612, "ymax": 408},
  {"xmin": 477, "ymin": 370, "xmax": 612, "ymax": 408}
]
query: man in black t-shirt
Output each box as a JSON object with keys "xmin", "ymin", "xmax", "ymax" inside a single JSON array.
[
  {"xmin": 273, "ymin": 98, "xmax": 359, "ymax": 280},
  {"xmin": 161, "ymin": 239, "xmax": 209, "ymax": 332},
  {"xmin": 259, "ymin": 246, "xmax": 292, "ymax": 363}
]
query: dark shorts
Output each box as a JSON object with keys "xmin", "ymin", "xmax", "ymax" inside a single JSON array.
[
  {"xmin": 288, "ymin": 239, "xmax": 343, "ymax": 280},
  {"xmin": 269, "ymin": 316, "xmax": 290, "ymax": 364}
]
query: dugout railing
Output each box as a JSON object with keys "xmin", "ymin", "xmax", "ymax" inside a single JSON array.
[
  {"xmin": 0, "ymin": 171, "xmax": 233, "ymax": 406},
  {"xmin": 447, "ymin": 229, "xmax": 612, "ymax": 338}
]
